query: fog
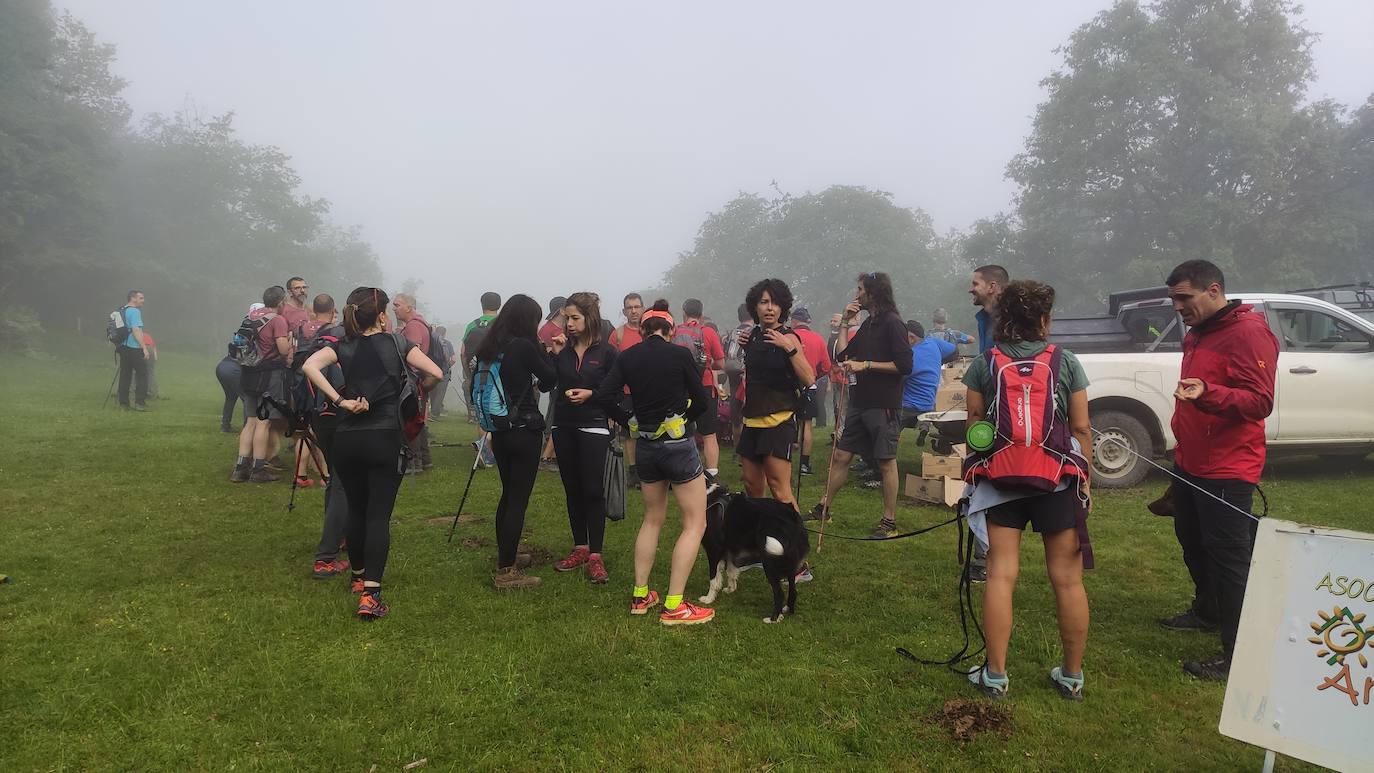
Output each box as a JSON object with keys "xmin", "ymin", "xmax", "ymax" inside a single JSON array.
[{"xmin": 58, "ymin": 0, "xmax": 1374, "ymax": 324}]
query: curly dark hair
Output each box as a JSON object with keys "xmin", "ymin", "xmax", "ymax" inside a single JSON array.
[
  {"xmin": 745, "ymin": 278, "xmax": 793, "ymax": 325},
  {"xmin": 993, "ymin": 280, "xmax": 1056, "ymax": 344}
]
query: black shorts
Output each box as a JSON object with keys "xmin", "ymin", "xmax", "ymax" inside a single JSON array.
[
  {"xmin": 797, "ymin": 387, "xmax": 819, "ymax": 421},
  {"xmin": 737, "ymin": 418, "xmax": 797, "ymax": 463},
  {"xmin": 837, "ymin": 405, "xmax": 901, "ymax": 460},
  {"xmin": 986, "ymin": 486, "xmax": 1084, "ymax": 534},
  {"xmin": 694, "ymin": 392, "xmax": 718, "ymax": 435},
  {"xmin": 635, "ymin": 437, "xmax": 703, "ymax": 486}
]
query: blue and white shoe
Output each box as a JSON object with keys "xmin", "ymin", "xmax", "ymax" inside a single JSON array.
[
  {"xmin": 1048, "ymin": 666, "xmax": 1084, "ymax": 701},
  {"xmin": 967, "ymin": 665, "xmax": 1009, "ymax": 699}
]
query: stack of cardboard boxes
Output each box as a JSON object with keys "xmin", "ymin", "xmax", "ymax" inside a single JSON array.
[{"xmin": 903, "ymin": 358, "xmax": 971, "ymax": 508}]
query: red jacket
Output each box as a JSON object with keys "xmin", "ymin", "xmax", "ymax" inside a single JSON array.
[{"xmin": 1172, "ymin": 302, "xmax": 1278, "ymax": 483}]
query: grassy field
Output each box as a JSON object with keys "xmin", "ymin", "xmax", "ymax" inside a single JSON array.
[{"xmin": 2, "ymin": 341, "xmax": 1369, "ymax": 771}]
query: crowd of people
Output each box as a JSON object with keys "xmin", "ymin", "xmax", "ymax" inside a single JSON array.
[{"xmin": 150, "ymin": 256, "xmax": 1271, "ymax": 699}]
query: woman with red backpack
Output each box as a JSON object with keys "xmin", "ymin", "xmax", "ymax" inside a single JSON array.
[
  {"xmin": 961, "ymin": 280, "xmax": 1093, "ymax": 701},
  {"xmin": 301, "ymin": 287, "xmax": 443, "ymax": 620}
]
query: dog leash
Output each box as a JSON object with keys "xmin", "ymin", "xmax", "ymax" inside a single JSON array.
[
  {"xmin": 801, "ymin": 513, "xmax": 961, "ymax": 542},
  {"xmin": 1092, "ymin": 430, "xmax": 1267, "ymax": 522}
]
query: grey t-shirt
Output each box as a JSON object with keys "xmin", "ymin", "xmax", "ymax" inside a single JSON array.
[{"xmin": 962, "ymin": 341, "xmax": 1089, "ymax": 423}]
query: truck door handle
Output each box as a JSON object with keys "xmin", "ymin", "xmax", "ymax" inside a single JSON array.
[{"xmin": 1288, "ymin": 366, "xmax": 1317, "ymax": 375}]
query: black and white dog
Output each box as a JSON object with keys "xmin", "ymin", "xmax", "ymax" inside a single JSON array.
[{"xmin": 699, "ymin": 490, "xmax": 811, "ymax": 623}]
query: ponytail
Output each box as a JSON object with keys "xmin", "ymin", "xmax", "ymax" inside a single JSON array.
[{"xmin": 342, "ymin": 286, "xmax": 389, "ymax": 340}]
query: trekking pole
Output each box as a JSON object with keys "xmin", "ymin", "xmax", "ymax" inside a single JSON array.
[
  {"xmin": 447, "ymin": 444, "xmax": 483, "ymax": 543},
  {"xmin": 101, "ymin": 353, "xmax": 119, "ymax": 409},
  {"xmin": 286, "ymin": 431, "xmax": 312, "ymax": 512},
  {"xmin": 815, "ymin": 377, "xmax": 849, "ymax": 553}
]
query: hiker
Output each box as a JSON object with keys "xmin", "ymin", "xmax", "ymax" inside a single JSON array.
[
  {"xmin": 806, "ymin": 272, "xmax": 913, "ymax": 538},
  {"xmin": 282, "ymin": 276, "xmax": 311, "ymax": 333},
  {"xmin": 392, "ymin": 292, "xmax": 433, "ymax": 473},
  {"xmin": 1159, "ymin": 260, "xmax": 1278, "ymax": 681},
  {"xmin": 549, "ymin": 292, "xmax": 618, "ymax": 584},
  {"xmin": 301, "ymin": 309, "xmax": 350, "ymax": 582},
  {"xmin": 929, "ymin": 308, "xmax": 973, "ymax": 347},
  {"xmin": 461, "ymin": 292, "xmax": 501, "ymax": 423},
  {"xmin": 962, "ymin": 279, "xmax": 1093, "ymax": 701},
  {"xmin": 723, "ymin": 303, "xmax": 752, "ymax": 444},
  {"xmin": 472, "ymin": 294, "xmax": 559, "ymax": 590},
  {"xmin": 735, "ymin": 280, "xmax": 814, "ymax": 508},
  {"xmin": 898, "ymin": 320, "xmax": 959, "ymax": 434},
  {"xmin": 608, "ymin": 292, "xmax": 644, "ymax": 484},
  {"xmin": 301, "ymin": 287, "xmax": 444, "ymax": 619},
  {"xmin": 216, "ymin": 353, "xmax": 244, "ymax": 433},
  {"xmin": 592, "ymin": 300, "xmax": 715, "ymax": 625},
  {"xmin": 676, "ymin": 298, "xmax": 727, "ymax": 490},
  {"xmin": 536, "ymin": 296, "xmax": 568, "ymax": 472},
  {"xmin": 964, "ymin": 264, "xmax": 1010, "ymax": 582},
  {"xmin": 115, "ymin": 290, "xmax": 151, "ymax": 411},
  {"xmin": 142, "ymin": 332, "xmax": 160, "ymax": 399},
  {"xmin": 788, "ymin": 306, "xmax": 831, "ymax": 476},
  {"xmin": 292, "ymin": 294, "xmax": 338, "ymax": 487},
  {"xmin": 429, "ymin": 325, "xmax": 456, "ymax": 418},
  {"xmin": 230, "ymin": 286, "xmax": 294, "ymax": 484}
]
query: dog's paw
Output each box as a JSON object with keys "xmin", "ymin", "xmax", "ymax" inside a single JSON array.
[{"xmin": 698, "ymin": 594, "xmax": 716, "ymax": 604}]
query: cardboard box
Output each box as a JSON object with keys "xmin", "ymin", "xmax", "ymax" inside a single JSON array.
[
  {"xmin": 934, "ymin": 385, "xmax": 966, "ymax": 412},
  {"xmin": 922, "ymin": 452, "xmax": 964, "ymax": 478},
  {"xmin": 903, "ymin": 474, "xmax": 963, "ymax": 507},
  {"xmin": 940, "ymin": 358, "xmax": 971, "ymax": 386}
]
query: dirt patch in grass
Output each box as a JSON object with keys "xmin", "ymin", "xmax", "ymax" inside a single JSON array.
[
  {"xmin": 931, "ymin": 699, "xmax": 1012, "ymax": 743},
  {"xmin": 458, "ymin": 536, "xmax": 491, "ymax": 549},
  {"xmin": 426, "ymin": 513, "xmax": 485, "ymax": 526}
]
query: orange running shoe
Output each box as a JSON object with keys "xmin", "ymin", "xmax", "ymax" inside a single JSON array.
[
  {"xmin": 350, "ymin": 577, "xmax": 365, "ymax": 594},
  {"xmin": 629, "ymin": 590, "xmax": 660, "ymax": 615},
  {"xmin": 313, "ymin": 558, "xmax": 350, "ymax": 579},
  {"xmin": 357, "ymin": 592, "xmax": 388, "ymax": 620},
  {"xmin": 660, "ymin": 600, "xmax": 714, "ymax": 626}
]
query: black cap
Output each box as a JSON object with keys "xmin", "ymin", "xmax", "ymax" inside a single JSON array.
[{"xmin": 548, "ymin": 296, "xmax": 568, "ymax": 320}]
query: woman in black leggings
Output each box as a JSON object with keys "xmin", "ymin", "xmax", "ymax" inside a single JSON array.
[
  {"xmin": 302, "ymin": 287, "xmax": 442, "ymax": 619},
  {"xmin": 549, "ymin": 292, "xmax": 618, "ymax": 584},
  {"xmin": 470, "ymin": 294, "xmax": 558, "ymax": 590},
  {"xmin": 215, "ymin": 356, "xmax": 244, "ymax": 432}
]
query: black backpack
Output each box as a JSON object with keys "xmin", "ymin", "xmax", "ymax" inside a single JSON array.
[
  {"xmin": 291, "ymin": 324, "xmax": 345, "ymax": 423},
  {"xmin": 424, "ymin": 322, "xmax": 450, "ymax": 382},
  {"xmin": 106, "ymin": 306, "xmax": 130, "ymax": 345},
  {"xmin": 229, "ymin": 313, "xmax": 277, "ymax": 369}
]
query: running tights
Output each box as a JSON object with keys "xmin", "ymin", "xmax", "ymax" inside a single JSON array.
[
  {"xmin": 491, "ymin": 428, "xmax": 542, "ymax": 568},
  {"xmin": 330, "ymin": 429, "xmax": 404, "ymax": 583}
]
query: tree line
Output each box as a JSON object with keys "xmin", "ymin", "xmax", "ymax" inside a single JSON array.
[
  {"xmin": 0, "ymin": 0, "xmax": 382, "ymax": 353},
  {"xmin": 659, "ymin": 0, "xmax": 1373, "ymax": 317}
]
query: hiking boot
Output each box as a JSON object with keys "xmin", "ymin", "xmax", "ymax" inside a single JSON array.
[
  {"xmin": 1158, "ymin": 609, "xmax": 1219, "ymax": 632},
  {"xmin": 350, "ymin": 577, "xmax": 366, "ymax": 594},
  {"xmin": 862, "ymin": 479, "xmax": 883, "ymax": 490},
  {"xmin": 586, "ymin": 554, "xmax": 608, "ymax": 584},
  {"xmin": 630, "ymin": 590, "xmax": 660, "ymax": 615},
  {"xmin": 799, "ymin": 462, "xmax": 814, "ymax": 476},
  {"xmin": 132, "ymin": 404, "xmax": 149, "ymax": 412},
  {"xmin": 313, "ymin": 558, "xmax": 350, "ymax": 579},
  {"xmin": 249, "ymin": 468, "xmax": 280, "ymax": 483},
  {"xmin": 967, "ymin": 666, "xmax": 1009, "ymax": 699},
  {"xmin": 493, "ymin": 566, "xmax": 541, "ymax": 589},
  {"xmin": 967, "ymin": 565, "xmax": 988, "ymax": 584},
  {"xmin": 229, "ymin": 463, "xmax": 251, "ymax": 483},
  {"xmin": 870, "ymin": 519, "xmax": 897, "ymax": 539},
  {"xmin": 660, "ymin": 600, "xmax": 714, "ymax": 626},
  {"xmin": 1048, "ymin": 666, "xmax": 1084, "ymax": 701},
  {"xmin": 357, "ymin": 591, "xmax": 389, "ymax": 620},
  {"xmin": 1184, "ymin": 652, "xmax": 1232, "ymax": 681},
  {"xmin": 803, "ymin": 503, "xmax": 832, "ymax": 522},
  {"xmin": 555, "ymin": 546, "xmax": 591, "ymax": 572}
]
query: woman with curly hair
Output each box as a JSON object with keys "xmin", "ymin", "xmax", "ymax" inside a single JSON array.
[{"xmin": 961, "ymin": 279, "xmax": 1093, "ymax": 701}]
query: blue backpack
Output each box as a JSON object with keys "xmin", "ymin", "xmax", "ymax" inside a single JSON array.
[{"xmin": 471, "ymin": 354, "xmax": 535, "ymax": 432}]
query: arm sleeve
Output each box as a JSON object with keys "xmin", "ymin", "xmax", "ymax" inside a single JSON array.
[
  {"xmin": 520, "ymin": 338, "xmax": 559, "ymax": 392},
  {"xmin": 935, "ymin": 338, "xmax": 957, "ymax": 361},
  {"xmin": 1194, "ymin": 328, "xmax": 1278, "ymax": 421},
  {"xmin": 889, "ymin": 318, "xmax": 914, "ymax": 375},
  {"xmin": 704, "ymin": 328, "xmax": 725, "ymax": 369}
]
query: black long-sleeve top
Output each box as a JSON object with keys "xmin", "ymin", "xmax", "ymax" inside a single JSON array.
[
  {"xmin": 489, "ymin": 336, "xmax": 557, "ymax": 429},
  {"xmin": 592, "ymin": 335, "xmax": 707, "ymax": 431},
  {"xmin": 840, "ymin": 309, "xmax": 914, "ymax": 410},
  {"xmin": 553, "ymin": 341, "xmax": 617, "ymax": 428}
]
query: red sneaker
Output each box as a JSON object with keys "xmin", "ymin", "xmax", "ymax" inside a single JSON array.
[
  {"xmin": 294, "ymin": 476, "xmax": 315, "ymax": 488},
  {"xmin": 629, "ymin": 590, "xmax": 660, "ymax": 615},
  {"xmin": 586, "ymin": 554, "xmax": 608, "ymax": 584},
  {"xmin": 555, "ymin": 546, "xmax": 591, "ymax": 572},
  {"xmin": 350, "ymin": 577, "xmax": 365, "ymax": 594},
  {"xmin": 313, "ymin": 558, "xmax": 350, "ymax": 579},
  {"xmin": 660, "ymin": 600, "xmax": 715, "ymax": 626},
  {"xmin": 357, "ymin": 592, "xmax": 388, "ymax": 619}
]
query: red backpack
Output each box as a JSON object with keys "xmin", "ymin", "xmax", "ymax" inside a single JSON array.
[{"xmin": 963, "ymin": 345, "xmax": 1087, "ymax": 491}]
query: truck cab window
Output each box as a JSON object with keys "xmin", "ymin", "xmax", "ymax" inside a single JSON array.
[{"xmin": 1276, "ymin": 307, "xmax": 1373, "ymax": 353}]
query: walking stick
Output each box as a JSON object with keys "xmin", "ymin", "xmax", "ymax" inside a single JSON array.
[
  {"xmin": 447, "ymin": 439, "xmax": 484, "ymax": 543},
  {"xmin": 815, "ymin": 376, "xmax": 849, "ymax": 553},
  {"xmin": 101, "ymin": 353, "xmax": 119, "ymax": 409}
]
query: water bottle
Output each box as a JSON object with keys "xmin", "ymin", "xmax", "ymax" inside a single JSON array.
[{"xmin": 846, "ymin": 369, "xmax": 858, "ymax": 387}]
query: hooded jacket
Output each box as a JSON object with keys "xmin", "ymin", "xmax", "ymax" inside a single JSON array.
[{"xmin": 1172, "ymin": 302, "xmax": 1279, "ymax": 483}]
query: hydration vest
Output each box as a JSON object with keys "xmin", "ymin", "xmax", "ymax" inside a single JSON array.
[{"xmin": 963, "ymin": 344, "xmax": 1087, "ymax": 491}]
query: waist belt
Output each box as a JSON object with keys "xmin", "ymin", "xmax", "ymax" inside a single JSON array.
[{"xmin": 630, "ymin": 411, "xmax": 689, "ymax": 440}]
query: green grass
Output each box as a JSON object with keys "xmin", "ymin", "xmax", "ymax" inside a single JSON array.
[{"xmin": 2, "ymin": 340, "xmax": 1368, "ymax": 771}]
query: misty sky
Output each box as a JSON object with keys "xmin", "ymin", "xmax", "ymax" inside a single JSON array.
[{"xmin": 60, "ymin": 1, "xmax": 1374, "ymax": 325}]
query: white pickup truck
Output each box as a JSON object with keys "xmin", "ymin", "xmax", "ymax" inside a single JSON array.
[{"xmin": 1049, "ymin": 290, "xmax": 1374, "ymax": 488}]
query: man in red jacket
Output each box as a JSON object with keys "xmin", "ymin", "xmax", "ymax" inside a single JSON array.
[{"xmin": 1160, "ymin": 260, "xmax": 1278, "ymax": 681}]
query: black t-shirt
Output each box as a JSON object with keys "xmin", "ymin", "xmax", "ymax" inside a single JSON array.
[
  {"xmin": 553, "ymin": 341, "xmax": 617, "ymax": 428},
  {"xmin": 592, "ymin": 335, "xmax": 707, "ymax": 430},
  {"xmin": 331, "ymin": 333, "xmax": 416, "ymax": 433},
  {"xmin": 486, "ymin": 336, "xmax": 557, "ymax": 429},
  {"xmin": 840, "ymin": 310, "xmax": 914, "ymax": 410}
]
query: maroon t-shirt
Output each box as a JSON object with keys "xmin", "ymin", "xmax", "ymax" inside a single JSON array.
[
  {"xmin": 299, "ymin": 318, "xmax": 330, "ymax": 341},
  {"xmin": 281, "ymin": 303, "xmax": 309, "ymax": 332},
  {"xmin": 401, "ymin": 315, "xmax": 430, "ymax": 355},
  {"xmin": 252, "ymin": 308, "xmax": 291, "ymax": 365},
  {"xmin": 538, "ymin": 320, "xmax": 561, "ymax": 346}
]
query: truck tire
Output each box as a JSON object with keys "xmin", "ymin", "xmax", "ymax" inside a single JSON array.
[{"xmin": 1090, "ymin": 410, "xmax": 1153, "ymax": 489}]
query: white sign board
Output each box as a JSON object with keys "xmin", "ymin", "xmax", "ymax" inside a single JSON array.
[{"xmin": 1221, "ymin": 518, "xmax": 1374, "ymax": 772}]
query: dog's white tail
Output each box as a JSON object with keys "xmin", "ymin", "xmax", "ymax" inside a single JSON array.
[{"xmin": 764, "ymin": 536, "xmax": 785, "ymax": 556}]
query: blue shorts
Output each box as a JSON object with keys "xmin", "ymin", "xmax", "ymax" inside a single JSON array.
[{"xmin": 635, "ymin": 437, "xmax": 703, "ymax": 486}]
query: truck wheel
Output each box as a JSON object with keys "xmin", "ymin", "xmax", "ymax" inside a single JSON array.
[{"xmin": 1090, "ymin": 410, "xmax": 1153, "ymax": 489}]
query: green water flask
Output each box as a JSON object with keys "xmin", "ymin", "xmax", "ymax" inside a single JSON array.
[{"xmin": 967, "ymin": 421, "xmax": 996, "ymax": 452}]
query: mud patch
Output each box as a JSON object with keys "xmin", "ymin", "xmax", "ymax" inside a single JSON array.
[
  {"xmin": 459, "ymin": 536, "xmax": 491, "ymax": 549},
  {"xmin": 931, "ymin": 699, "xmax": 1012, "ymax": 743},
  {"xmin": 426, "ymin": 513, "xmax": 485, "ymax": 526}
]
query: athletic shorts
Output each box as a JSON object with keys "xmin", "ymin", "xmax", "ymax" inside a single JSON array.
[
  {"xmin": 242, "ymin": 368, "xmax": 289, "ymax": 421},
  {"xmin": 797, "ymin": 387, "xmax": 819, "ymax": 421},
  {"xmin": 693, "ymin": 393, "xmax": 718, "ymax": 435},
  {"xmin": 985, "ymin": 486, "xmax": 1083, "ymax": 534},
  {"xmin": 635, "ymin": 437, "xmax": 703, "ymax": 486},
  {"xmin": 737, "ymin": 417, "xmax": 797, "ymax": 463},
  {"xmin": 836, "ymin": 405, "xmax": 901, "ymax": 461}
]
